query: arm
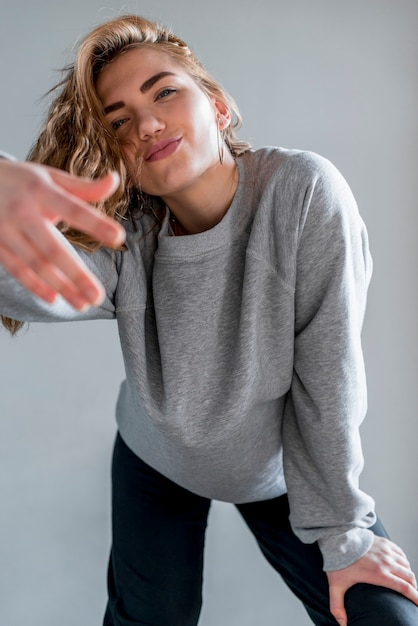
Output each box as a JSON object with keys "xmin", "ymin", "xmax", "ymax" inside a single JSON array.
[
  {"xmin": 0, "ymin": 157, "xmax": 125, "ymax": 310},
  {"xmin": 281, "ymin": 156, "xmax": 417, "ymax": 622}
]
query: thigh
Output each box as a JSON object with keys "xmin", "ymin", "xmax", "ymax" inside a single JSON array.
[
  {"xmin": 236, "ymin": 495, "xmax": 418, "ymax": 625},
  {"xmin": 104, "ymin": 433, "xmax": 211, "ymax": 626}
]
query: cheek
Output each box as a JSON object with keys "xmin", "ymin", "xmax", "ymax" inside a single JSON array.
[
  {"xmin": 187, "ymin": 107, "xmax": 218, "ymax": 156},
  {"xmin": 182, "ymin": 92, "xmax": 217, "ymax": 135}
]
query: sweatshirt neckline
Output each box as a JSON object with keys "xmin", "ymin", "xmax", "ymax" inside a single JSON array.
[{"xmin": 156, "ymin": 155, "xmax": 247, "ymax": 259}]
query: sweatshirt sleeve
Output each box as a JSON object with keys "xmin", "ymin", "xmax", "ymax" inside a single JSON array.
[
  {"xmin": 0, "ymin": 237, "xmax": 118, "ymax": 323},
  {"xmin": 282, "ymin": 154, "xmax": 376, "ymax": 571}
]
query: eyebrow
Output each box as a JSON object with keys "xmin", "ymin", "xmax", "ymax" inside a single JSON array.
[{"xmin": 103, "ymin": 71, "xmax": 177, "ymax": 115}]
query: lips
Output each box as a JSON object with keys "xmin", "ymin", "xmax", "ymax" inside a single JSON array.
[{"xmin": 145, "ymin": 137, "xmax": 182, "ymax": 162}]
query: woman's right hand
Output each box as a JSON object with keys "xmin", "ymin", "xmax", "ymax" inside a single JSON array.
[{"xmin": 0, "ymin": 159, "xmax": 125, "ymax": 310}]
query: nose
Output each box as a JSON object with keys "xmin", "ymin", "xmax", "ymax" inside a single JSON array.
[{"xmin": 137, "ymin": 109, "xmax": 165, "ymax": 140}]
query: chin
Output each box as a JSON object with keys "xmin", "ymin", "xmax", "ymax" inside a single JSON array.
[{"xmin": 143, "ymin": 174, "xmax": 196, "ymax": 198}]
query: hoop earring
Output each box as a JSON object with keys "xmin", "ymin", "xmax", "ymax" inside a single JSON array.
[{"xmin": 217, "ymin": 116, "xmax": 225, "ymax": 165}]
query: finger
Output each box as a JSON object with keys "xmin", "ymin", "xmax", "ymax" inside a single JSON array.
[
  {"xmin": 0, "ymin": 243, "xmax": 59, "ymax": 305},
  {"xmin": 24, "ymin": 222, "xmax": 105, "ymax": 306},
  {"xmin": 37, "ymin": 174, "xmax": 126, "ymax": 249},
  {"xmin": 0, "ymin": 243, "xmax": 99, "ymax": 311},
  {"xmin": 26, "ymin": 218, "xmax": 104, "ymax": 294},
  {"xmin": 48, "ymin": 169, "xmax": 120, "ymax": 202},
  {"xmin": 3, "ymin": 224, "xmax": 104, "ymax": 309},
  {"xmin": 329, "ymin": 585, "xmax": 348, "ymax": 626},
  {"xmin": 384, "ymin": 572, "xmax": 418, "ymax": 605},
  {"xmin": 46, "ymin": 191, "xmax": 125, "ymax": 248},
  {"xmin": 391, "ymin": 564, "xmax": 418, "ymax": 590}
]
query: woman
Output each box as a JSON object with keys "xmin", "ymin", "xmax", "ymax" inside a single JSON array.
[{"xmin": 0, "ymin": 14, "xmax": 417, "ymax": 626}]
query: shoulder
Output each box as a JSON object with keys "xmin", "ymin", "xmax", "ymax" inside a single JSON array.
[
  {"xmin": 259, "ymin": 147, "xmax": 354, "ymax": 206},
  {"xmin": 242, "ymin": 146, "xmax": 346, "ymax": 188},
  {"xmin": 239, "ymin": 146, "xmax": 355, "ymax": 219},
  {"xmin": 240, "ymin": 147, "xmax": 362, "ymax": 238}
]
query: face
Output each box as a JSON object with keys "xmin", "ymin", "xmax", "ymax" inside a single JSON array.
[{"xmin": 96, "ymin": 47, "xmax": 228, "ymax": 198}]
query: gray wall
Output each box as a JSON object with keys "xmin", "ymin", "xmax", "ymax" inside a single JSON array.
[{"xmin": 1, "ymin": 1, "xmax": 417, "ymax": 625}]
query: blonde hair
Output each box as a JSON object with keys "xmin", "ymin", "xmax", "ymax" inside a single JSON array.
[
  {"xmin": 2, "ymin": 14, "xmax": 251, "ymax": 333},
  {"xmin": 33, "ymin": 14, "xmax": 250, "ymax": 225}
]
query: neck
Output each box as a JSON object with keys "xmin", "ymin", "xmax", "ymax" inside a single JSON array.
[{"xmin": 162, "ymin": 152, "xmax": 239, "ymax": 235}]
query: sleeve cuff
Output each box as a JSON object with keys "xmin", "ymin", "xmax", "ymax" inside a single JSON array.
[{"xmin": 318, "ymin": 527, "xmax": 375, "ymax": 571}]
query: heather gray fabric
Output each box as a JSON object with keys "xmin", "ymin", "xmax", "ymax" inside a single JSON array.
[{"xmin": 0, "ymin": 147, "xmax": 376, "ymax": 570}]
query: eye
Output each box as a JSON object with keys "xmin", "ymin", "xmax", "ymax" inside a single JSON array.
[
  {"xmin": 111, "ymin": 118, "xmax": 128, "ymax": 131},
  {"xmin": 156, "ymin": 87, "xmax": 176, "ymax": 100}
]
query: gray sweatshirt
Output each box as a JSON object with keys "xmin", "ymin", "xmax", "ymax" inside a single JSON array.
[{"xmin": 0, "ymin": 147, "xmax": 376, "ymax": 571}]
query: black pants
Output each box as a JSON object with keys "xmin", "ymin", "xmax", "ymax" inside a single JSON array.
[{"xmin": 103, "ymin": 433, "xmax": 418, "ymax": 625}]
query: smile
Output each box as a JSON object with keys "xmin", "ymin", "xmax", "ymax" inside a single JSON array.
[{"xmin": 145, "ymin": 137, "xmax": 182, "ymax": 162}]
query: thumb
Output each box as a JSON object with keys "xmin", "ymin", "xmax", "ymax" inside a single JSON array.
[
  {"xmin": 48, "ymin": 169, "xmax": 120, "ymax": 202},
  {"xmin": 329, "ymin": 584, "xmax": 348, "ymax": 626}
]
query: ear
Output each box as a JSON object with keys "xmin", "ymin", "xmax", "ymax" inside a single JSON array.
[{"xmin": 214, "ymin": 100, "xmax": 232, "ymax": 130}]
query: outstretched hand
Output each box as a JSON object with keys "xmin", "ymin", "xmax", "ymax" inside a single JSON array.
[
  {"xmin": 0, "ymin": 159, "xmax": 125, "ymax": 310},
  {"xmin": 327, "ymin": 535, "xmax": 418, "ymax": 625}
]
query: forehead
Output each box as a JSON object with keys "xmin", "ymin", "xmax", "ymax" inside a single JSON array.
[{"xmin": 96, "ymin": 47, "xmax": 187, "ymax": 99}]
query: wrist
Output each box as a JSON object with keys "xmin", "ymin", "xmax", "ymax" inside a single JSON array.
[{"xmin": 319, "ymin": 527, "xmax": 375, "ymax": 571}]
